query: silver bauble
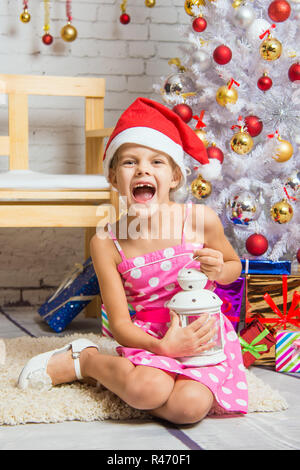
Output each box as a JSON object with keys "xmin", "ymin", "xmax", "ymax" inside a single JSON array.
[
  {"xmin": 233, "ymin": 5, "xmax": 256, "ymax": 28},
  {"xmin": 191, "ymin": 50, "xmax": 211, "ymax": 72},
  {"xmin": 163, "ymin": 71, "xmax": 194, "ymax": 97},
  {"xmin": 284, "ymin": 170, "xmax": 300, "ymax": 199},
  {"xmin": 226, "ymin": 191, "xmax": 260, "ymax": 227}
]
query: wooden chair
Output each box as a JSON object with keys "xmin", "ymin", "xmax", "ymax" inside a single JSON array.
[{"xmin": 0, "ymin": 74, "xmax": 116, "ymax": 317}]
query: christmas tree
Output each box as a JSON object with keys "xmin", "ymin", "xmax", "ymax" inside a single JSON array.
[{"xmin": 155, "ymin": 0, "xmax": 300, "ymax": 266}]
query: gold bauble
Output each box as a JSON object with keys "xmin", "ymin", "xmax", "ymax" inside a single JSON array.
[
  {"xmin": 191, "ymin": 175, "xmax": 212, "ymax": 199},
  {"xmin": 20, "ymin": 9, "xmax": 31, "ymax": 23},
  {"xmin": 232, "ymin": 0, "xmax": 243, "ymax": 7},
  {"xmin": 259, "ymin": 37, "xmax": 282, "ymax": 61},
  {"xmin": 184, "ymin": 0, "xmax": 215, "ymax": 15},
  {"xmin": 216, "ymin": 84, "xmax": 238, "ymax": 107},
  {"xmin": 270, "ymin": 199, "xmax": 293, "ymax": 224},
  {"xmin": 273, "ymin": 137, "xmax": 294, "ymax": 163},
  {"xmin": 195, "ymin": 129, "xmax": 209, "ymax": 148},
  {"xmin": 61, "ymin": 23, "xmax": 77, "ymax": 42},
  {"xmin": 145, "ymin": 0, "xmax": 156, "ymax": 6},
  {"xmin": 230, "ymin": 131, "xmax": 254, "ymax": 155}
]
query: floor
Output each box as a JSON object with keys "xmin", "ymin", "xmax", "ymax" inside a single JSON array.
[{"xmin": 0, "ymin": 306, "xmax": 299, "ymax": 451}]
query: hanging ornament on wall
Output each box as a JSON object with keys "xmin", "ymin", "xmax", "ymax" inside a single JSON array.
[
  {"xmin": 257, "ymin": 72, "xmax": 273, "ymax": 91},
  {"xmin": 268, "ymin": 0, "xmax": 291, "ymax": 22},
  {"xmin": 42, "ymin": 0, "xmax": 53, "ymax": 45},
  {"xmin": 246, "ymin": 233, "xmax": 269, "ymax": 256},
  {"xmin": 20, "ymin": 0, "xmax": 31, "ymax": 23},
  {"xmin": 270, "ymin": 199, "xmax": 293, "ymax": 223},
  {"xmin": 216, "ymin": 79, "xmax": 239, "ymax": 107},
  {"xmin": 191, "ymin": 174, "xmax": 212, "ymax": 199},
  {"xmin": 61, "ymin": 0, "xmax": 77, "ymax": 41},
  {"xmin": 226, "ymin": 191, "xmax": 260, "ymax": 226},
  {"xmin": 145, "ymin": 0, "xmax": 156, "ymax": 7}
]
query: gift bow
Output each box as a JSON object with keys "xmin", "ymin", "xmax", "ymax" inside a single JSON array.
[
  {"xmin": 239, "ymin": 329, "xmax": 269, "ymax": 359},
  {"xmin": 261, "ymin": 275, "xmax": 300, "ymax": 329}
]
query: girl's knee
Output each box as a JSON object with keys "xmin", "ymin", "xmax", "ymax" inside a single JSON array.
[
  {"xmin": 167, "ymin": 385, "xmax": 214, "ymax": 425},
  {"xmin": 124, "ymin": 368, "xmax": 174, "ymax": 410}
]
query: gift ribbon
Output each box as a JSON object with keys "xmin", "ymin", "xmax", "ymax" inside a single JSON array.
[
  {"xmin": 42, "ymin": 295, "xmax": 95, "ymax": 320},
  {"xmin": 238, "ymin": 329, "xmax": 269, "ymax": 359},
  {"xmin": 259, "ymin": 24, "xmax": 276, "ymax": 40},
  {"xmin": 193, "ymin": 111, "xmax": 206, "ymax": 129},
  {"xmin": 47, "ymin": 262, "xmax": 91, "ymax": 302},
  {"xmin": 260, "ymin": 275, "xmax": 300, "ymax": 329}
]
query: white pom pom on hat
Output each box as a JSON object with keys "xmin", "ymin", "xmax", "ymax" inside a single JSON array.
[{"xmin": 103, "ymin": 97, "xmax": 219, "ymax": 190}]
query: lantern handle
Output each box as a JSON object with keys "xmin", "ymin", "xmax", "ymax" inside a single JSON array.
[{"xmin": 181, "ymin": 255, "xmax": 201, "ymax": 270}]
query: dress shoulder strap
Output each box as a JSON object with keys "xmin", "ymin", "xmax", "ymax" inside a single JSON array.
[
  {"xmin": 181, "ymin": 202, "xmax": 193, "ymax": 245},
  {"xmin": 106, "ymin": 223, "xmax": 127, "ymax": 262}
]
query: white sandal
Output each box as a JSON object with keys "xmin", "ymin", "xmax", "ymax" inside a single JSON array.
[{"xmin": 17, "ymin": 338, "xmax": 99, "ymax": 391}]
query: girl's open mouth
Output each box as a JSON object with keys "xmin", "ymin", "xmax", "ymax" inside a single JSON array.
[{"xmin": 132, "ymin": 183, "xmax": 156, "ymax": 203}]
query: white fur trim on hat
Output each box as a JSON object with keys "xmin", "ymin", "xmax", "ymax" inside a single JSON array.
[{"xmin": 103, "ymin": 127, "xmax": 186, "ymax": 188}]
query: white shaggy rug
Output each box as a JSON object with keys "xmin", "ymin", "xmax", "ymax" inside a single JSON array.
[{"xmin": 0, "ymin": 334, "xmax": 288, "ymax": 426}]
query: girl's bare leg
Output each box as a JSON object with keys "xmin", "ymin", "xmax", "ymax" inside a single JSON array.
[
  {"xmin": 47, "ymin": 347, "xmax": 176, "ymax": 411},
  {"xmin": 150, "ymin": 376, "xmax": 214, "ymax": 425}
]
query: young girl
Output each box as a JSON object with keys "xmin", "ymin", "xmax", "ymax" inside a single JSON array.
[{"xmin": 18, "ymin": 98, "xmax": 248, "ymax": 424}]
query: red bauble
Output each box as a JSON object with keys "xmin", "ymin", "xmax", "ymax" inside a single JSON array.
[
  {"xmin": 288, "ymin": 63, "xmax": 300, "ymax": 82},
  {"xmin": 257, "ymin": 75, "xmax": 273, "ymax": 91},
  {"xmin": 246, "ymin": 234, "xmax": 269, "ymax": 256},
  {"xmin": 213, "ymin": 45, "xmax": 232, "ymax": 65},
  {"xmin": 268, "ymin": 0, "xmax": 291, "ymax": 22},
  {"xmin": 172, "ymin": 104, "xmax": 193, "ymax": 123},
  {"xmin": 297, "ymin": 248, "xmax": 300, "ymax": 263},
  {"xmin": 120, "ymin": 13, "xmax": 130, "ymax": 24},
  {"xmin": 192, "ymin": 16, "xmax": 207, "ymax": 32},
  {"xmin": 244, "ymin": 115, "xmax": 263, "ymax": 137},
  {"xmin": 42, "ymin": 33, "xmax": 53, "ymax": 45},
  {"xmin": 206, "ymin": 145, "xmax": 224, "ymax": 164}
]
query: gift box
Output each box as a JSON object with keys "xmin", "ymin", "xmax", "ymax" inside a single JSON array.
[
  {"xmin": 241, "ymin": 258, "xmax": 291, "ymax": 275},
  {"xmin": 38, "ymin": 258, "xmax": 100, "ymax": 332},
  {"xmin": 245, "ymin": 274, "xmax": 300, "ymax": 365},
  {"xmin": 238, "ymin": 319, "xmax": 276, "ymax": 368},
  {"xmin": 245, "ymin": 274, "xmax": 300, "ymax": 334},
  {"xmin": 275, "ymin": 330, "xmax": 300, "ymax": 373},
  {"xmin": 214, "ymin": 277, "xmax": 245, "ymax": 332}
]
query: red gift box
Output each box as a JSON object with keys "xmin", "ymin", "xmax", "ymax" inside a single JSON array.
[{"xmin": 238, "ymin": 319, "xmax": 276, "ymax": 368}]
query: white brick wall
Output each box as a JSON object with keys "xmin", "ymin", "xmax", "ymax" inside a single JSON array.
[{"xmin": 0, "ymin": 0, "xmax": 190, "ymax": 305}]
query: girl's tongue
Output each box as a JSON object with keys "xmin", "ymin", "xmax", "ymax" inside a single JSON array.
[{"xmin": 133, "ymin": 186, "xmax": 155, "ymax": 203}]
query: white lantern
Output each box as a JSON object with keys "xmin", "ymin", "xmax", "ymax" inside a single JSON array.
[{"xmin": 167, "ymin": 267, "xmax": 226, "ymax": 367}]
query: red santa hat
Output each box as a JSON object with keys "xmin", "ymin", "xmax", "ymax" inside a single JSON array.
[{"xmin": 103, "ymin": 97, "xmax": 217, "ymax": 192}]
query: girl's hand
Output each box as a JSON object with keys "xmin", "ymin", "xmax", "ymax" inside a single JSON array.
[
  {"xmin": 159, "ymin": 311, "xmax": 218, "ymax": 358},
  {"xmin": 193, "ymin": 246, "xmax": 224, "ymax": 281}
]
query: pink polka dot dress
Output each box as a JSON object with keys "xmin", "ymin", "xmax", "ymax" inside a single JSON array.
[{"xmin": 101, "ymin": 203, "xmax": 248, "ymax": 414}]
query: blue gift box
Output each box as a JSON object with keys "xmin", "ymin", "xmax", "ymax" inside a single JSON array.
[
  {"xmin": 241, "ymin": 258, "xmax": 291, "ymax": 275},
  {"xmin": 38, "ymin": 257, "xmax": 100, "ymax": 332}
]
